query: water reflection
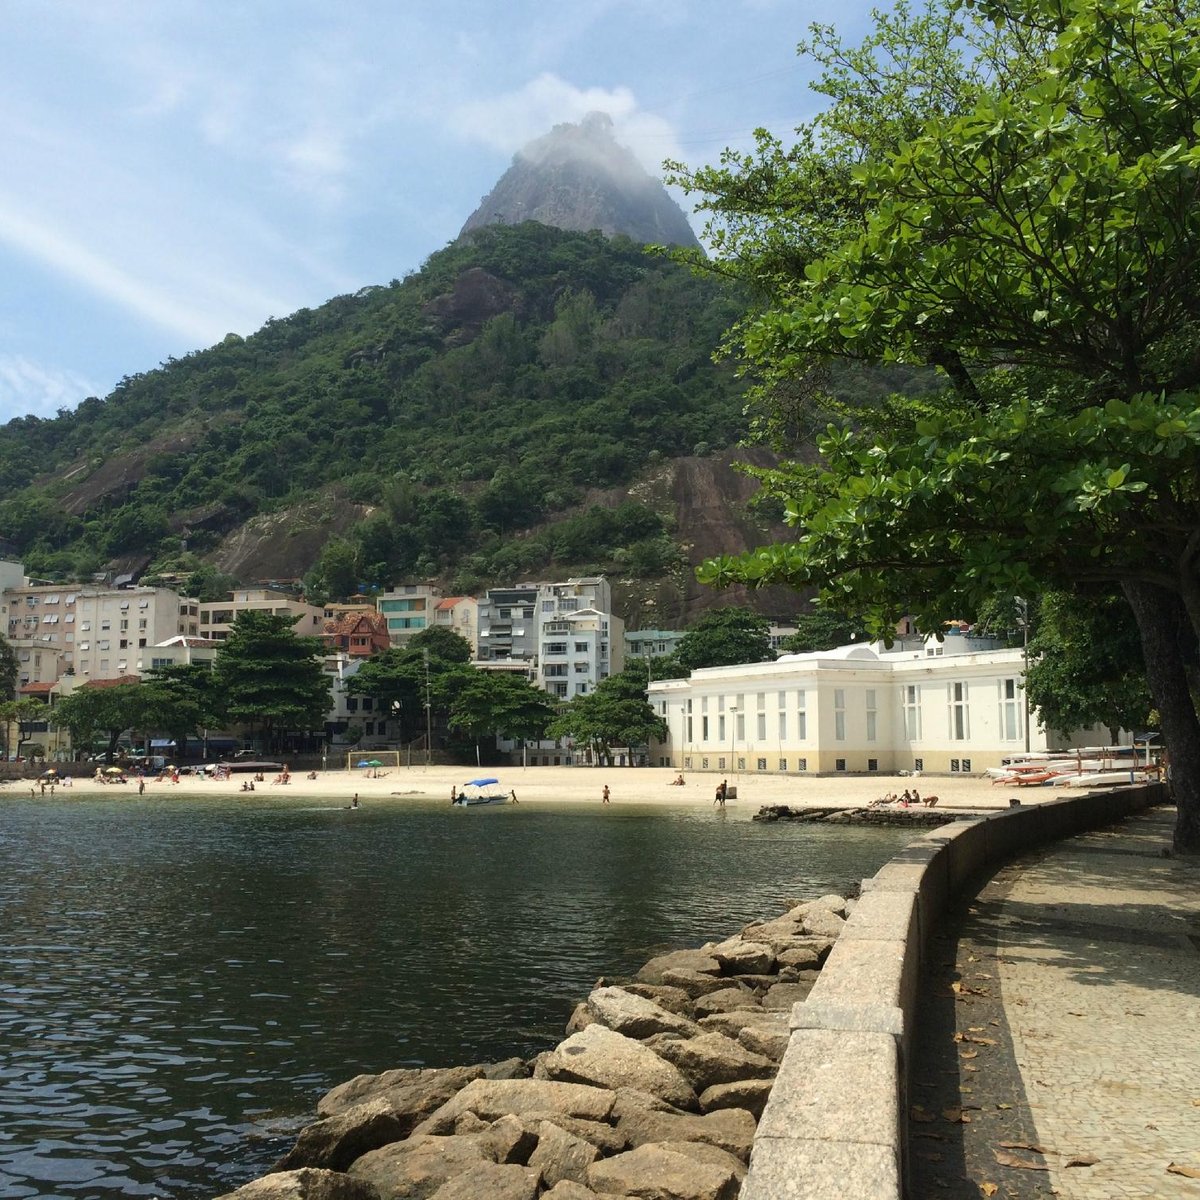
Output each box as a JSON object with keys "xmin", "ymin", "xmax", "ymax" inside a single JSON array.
[{"xmin": 0, "ymin": 794, "xmax": 912, "ymax": 1198}]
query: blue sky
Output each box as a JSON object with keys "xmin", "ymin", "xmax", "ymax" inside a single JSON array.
[{"xmin": 0, "ymin": 1, "xmax": 875, "ymax": 425}]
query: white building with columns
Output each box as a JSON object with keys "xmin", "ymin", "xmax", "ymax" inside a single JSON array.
[{"xmin": 648, "ymin": 634, "xmax": 1110, "ymax": 776}]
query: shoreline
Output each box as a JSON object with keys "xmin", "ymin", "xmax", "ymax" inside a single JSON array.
[{"xmin": 8, "ymin": 764, "xmax": 1027, "ymax": 812}]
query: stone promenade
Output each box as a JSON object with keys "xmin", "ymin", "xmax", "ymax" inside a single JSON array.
[{"xmin": 909, "ymin": 804, "xmax": 1200, "ymax": 1198}]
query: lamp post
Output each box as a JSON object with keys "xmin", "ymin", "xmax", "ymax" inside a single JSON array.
[
  {"xmin": 1016, "ymin": 598, "xmax": 1031, "ymax": 752},
  {"xmin": 423, "ymin": 649, "xmax": 432, "ymax": 768}
]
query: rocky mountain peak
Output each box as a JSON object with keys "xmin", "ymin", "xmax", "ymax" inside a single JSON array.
[{"xmin": 460, "ymin": 112, "xmax": 701, "ymax": 250}]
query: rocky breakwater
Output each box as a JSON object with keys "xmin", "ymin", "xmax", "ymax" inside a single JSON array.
[
  {"xmin": 754, "ymin": 804, "xmax": 959, "ymax": 828},
  {"xmin": 214, "ymin": 894, "xmax": 853, "ymax": 1200}
]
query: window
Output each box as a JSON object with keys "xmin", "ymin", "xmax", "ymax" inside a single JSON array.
[
  {"xmin": 1000, "ymin": 678, "xmax": 1020, "ymax": 741},
  {"xmin": 702, "ymin": 716, "xmax": 709, "ymax": 741},
  {"xmin": 834, "ymin": 688, "xmax": 846, "ymax": 741},
  {"xmin": 542, "ymin": 601, "xmax": 555, "ymax": 613},
  {"xmin": 686, "ymin": 716, "xmax": 693, "ymax": 741},
  {"xmin": 903, "ymin": 684, "xmax": 921, "ymax": 739},
  {"xmin": 553, "ymin": 682, "xmax": 568, "ymax": 697},
  {"xmin": 962, "ymin": 758, "xmax": 972, "ymax": 773},
  {"xmin": 951, "ymin": 758, "xmax": 961, "ymax": 772},
  {"xmin": 797, "ymin": 690, "xmax": 807, "ymax": 740},
  {"xmin": 868, "ymin": 758, "xmax": 878, "ymax": 772},
  {"xmin": 949, "ymin": 682, "xmax": 969, "ymax": 740},
  {"xmin": 100, "ymin": 620, "xmax": 110, "ymax": 630},
  {"xmin": 574, "ymin": 641, "xmax": 588, "ymax": 652},
  {"xmin": 866, "ymin": 689, "xmax": 877, "ymax": 742},
  {"xmin": 718, "ymin": 757, "xmax": 726, "ymax": 770},
  {"xmin": 778, "ymin": 712, "xmax": 787, "ymax": 740},
  {"xmin": 717, "ymin": 715, "xmax": 726, "ymax": 741},
  {"xmin": 835, "ymin": 758, "xmax": 846, "ymax": 772},
  {"xmin": 98, "ymin": 640, "xmax": 110, "ymax": 651},
  {"xmin": 914, "ymin": 757, "xmax": 924, "ymax": 771},
  {"xmin": 542, "ymin": 642, "xmax": 567, "ymax": 656},
  {"xmin": 120, "ymin": 620, "xmax": 128, "ymax": 631},
  {"xmin": 798, "ymin": 758, "xmax": 807, "ymax": 771},
  {"xmin": 346, "ymin": 698, "xmax": 358, "ymax": 712},
  {"xmin": 574, "ymin": 662, "xmax": 588, "ymax": 673},
  {"xmin": 756, "ymin": 712, "xmax": 766, "ymax": 740},
  {"xmin": 81, "ymin": 621, "xmax": 91, "ymax": 632},
  {"xmin": 779, "ymin": 758, "xmax": 787, "ymax": 771},
  {"xmin": 684, "ymin": 756, "xmax": 693, "ymax": 769},
  {"xmin": 544, "ymin": 664, "xmax": 567, "ymax": 677},
  {"xmin": 737, "ymin": 757, "xmax": 746, "ymax": 771}
]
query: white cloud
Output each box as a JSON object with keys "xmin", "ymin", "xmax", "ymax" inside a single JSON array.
[
  {"xmin": 0, "ymin": 356, "xmax": 103, "ymax": 419},
  {"xmin": 449, "ymin": 73, "xmax": 684, "ymax": 174}
]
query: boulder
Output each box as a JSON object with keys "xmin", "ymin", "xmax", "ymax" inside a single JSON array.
[
  {"xmin": 424, "ymin": 1161, "xmax": 540, "ymax": 1200},
  {"xmin": 413, "ymin": 1079, "xmax": 616, "ymax": 1136},
  {"xmin": 587, "ymin": 1144, "xmax": 740, "ymax": 1200},
  {"xmin": 775, "ymin": 944, "xmax": 824, "ymax": 971},
  {"xmin": 349, "ymin": 1134, "xmax": 491, "ymax": 1199},
  {"xmin": 801, "ymin": 905, "xmax": 846, "ymax": 938},
  {"xmin": 636, "ymin": 949, "xmax": 721, "ymax": 986},
  {"xmin": 697, "ymin": 1009, "xmax": 787, "ymax": 1040},
  {"xmin": 709, "ymin": 938, "xmax": 776, "ymax": 975},
  {"xmin": 652, "ymin": 1140, "xmax": 747, "ymax": 1184},
  {"xmin": 471, "ymin": 1113, "xmax": 539, "ymax": 1164},
  {"xmin": 762, "ymin": 979, "xmax": 818, "ymax": 1011},
  {"xmin": 274, "ymin": 1098, "xmax": 409, "ymax": 1173},
  {"xmin": 736, "ymin": 1023, "xmax": 790, "ymax": 1064},
  {"xmin": 659, "ymin": 969, "xmax": 734, "ymax": 998},
  {"xmin": 534, "ymin": 1024, "xmax": 697, "ymax": 1110},
  {"xmin": 649, "ymin": 1032, "xmax": 776, "ymax": 1093},
  {"xmin": 528, "ymin": 1119, "xmax": 599, "ymax": 1187},
  {"xmin": 516, "ymin": 1112, "xmax": 626, "ymax": 1156},
  {"xmin": 586, "ymin": 986, "xmax": 701, "ymax": 1040},
  {"xmin": 737, "ymin": 917, "xmax": 805, "ymax": 953},
  {"xmin": 541, "ymin": 1183, "xmax": 612, "ymax": 1200},
  {"xmin": 565, "ymin": 1002, "xmax": 595, "ymax": 1035},
  {"xmin": 215, "ymin": 1168, "xmax": 381, "ymax": 1200},
  {"xmin": 621, "ymin": 984, "xmax": 695, "ymax": 1015},
  {"xmin": 611, "ymin": 1090, "xmax": 757, "ymax": 1163},
  {"xmin": 806, "ymin": 893, "xmax": 849, "ymax": 917},
  {"xmin": 698, "ymin": 1079, "xmax": 774, "ymax": 1119},
  {"xmin": 692, "ymin": 987, "xmax": 759, "ymax": 1019}
]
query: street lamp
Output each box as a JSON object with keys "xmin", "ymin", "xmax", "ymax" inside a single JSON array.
[{"xmin": 1016, "ymin": 598, "xmax": 1031, "ymax": 752}]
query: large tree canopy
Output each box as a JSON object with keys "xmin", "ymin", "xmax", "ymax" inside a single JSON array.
[{"xmin": 678, "ymin": 0, "xmax": 1200, "ymax": 850}]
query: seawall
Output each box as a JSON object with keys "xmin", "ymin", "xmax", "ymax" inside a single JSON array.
[{"xmin": 739, "ymin": 782, "xmax": 1167, "ymax": 1198}]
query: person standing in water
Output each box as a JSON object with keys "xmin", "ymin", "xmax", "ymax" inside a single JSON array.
[{"xmin": 602, "ymin": 784, "xmax": 610, "ymax": 804}]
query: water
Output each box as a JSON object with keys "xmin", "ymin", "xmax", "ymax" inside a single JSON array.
[{"xmin": 0, "ymin": 793, "xmax": 914, "ymax": 1198}]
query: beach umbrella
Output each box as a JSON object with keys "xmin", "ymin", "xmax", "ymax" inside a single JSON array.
[
  {"xmin": 104, "ymin": 766, "xmax": 124, "ymax": 775},
  {"xmin": 355, "ymin": 760, "xmax": 369, "ymax": 768},
  {"xmin": 367, "ymin": 759, "xmax": 383, "ymax": 767}
]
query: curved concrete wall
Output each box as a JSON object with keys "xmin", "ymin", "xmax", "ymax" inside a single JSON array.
[{"xmin": 740, "ymin": 784, "xmax": 1166, "ymax": 1199}]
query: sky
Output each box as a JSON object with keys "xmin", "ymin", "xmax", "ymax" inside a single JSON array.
[{"xmin": 0, "ymin": 0, "xmax": 878, "ymax": 426}]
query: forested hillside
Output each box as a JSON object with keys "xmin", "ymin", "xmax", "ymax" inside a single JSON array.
[{"xmin": 0, "ymin": 226, "xmax": 755, "ymax": 588}]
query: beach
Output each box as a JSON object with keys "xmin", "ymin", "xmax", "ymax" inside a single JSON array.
[{"xmin": 31, "ymin": 764, "xmax": 1027, "ymax": 811}]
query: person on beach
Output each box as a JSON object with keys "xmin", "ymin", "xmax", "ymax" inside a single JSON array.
[
  {"xmin": 450, "ymin": 785, "xmax": 457, "ymax": 804},
  {"xmin": 510, "ymin": 789, "xmax": 518, "ymax": 804},
  {"xmin": 138, "ymin": 778, "xmax": 146, "ymax": 795},
  {"xmin": 352, "ymin": 794, "xmax": 359, "ymax": 808},
  {"xmin": 714, "ymin": 779, "xmax": 728, "ymax": 807},
  {"xmin": 602, "ymin": 784, "xmax": 610, "ymax": 804},
  {"xmin": 671, "ymin": 773, "xmax": 685, "ymax": 786}
]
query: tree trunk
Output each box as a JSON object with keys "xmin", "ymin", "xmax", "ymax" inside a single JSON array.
[{"xmin": 1122, "ymin": 580, "xmax": 1200, "ymax": 853}]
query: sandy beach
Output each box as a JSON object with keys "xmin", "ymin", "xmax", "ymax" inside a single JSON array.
[{"xmin": 20, "ymin": 764, "xmax": 1042, "ymax": 811}]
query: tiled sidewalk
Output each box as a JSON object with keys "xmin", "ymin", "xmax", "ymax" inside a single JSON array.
[{"xmin": 908, "ymin": 805, "xmax": 1200, "ymax": 1198}]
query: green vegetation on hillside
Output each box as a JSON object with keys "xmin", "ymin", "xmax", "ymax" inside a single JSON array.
[{"xmin": 0, "ymin": 224, "xmax": 750, "ymax": 585}]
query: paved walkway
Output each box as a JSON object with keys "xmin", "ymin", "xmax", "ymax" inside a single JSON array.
[{"xmin": 908, "ymin": 804, "xmax": 1200, "ymax": 1198}]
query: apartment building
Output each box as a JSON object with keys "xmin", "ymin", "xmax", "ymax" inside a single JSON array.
[
  {"xmin": 625, "ymin": 628, "xmax": 685, "ymax": 664},
  {"xmin": 476, "ymin": 584, "xmax": 539, "ymax": 663},
  {"xmin": 3, "ymin": 578, "xmax": 200, "ymax": 683},
  {"xmin": 432, "ymin": 596, "xmax": 479, "ymax": 653},
  {"xmin": 198, "ymin": 589, "xmax": 324, "ymax": 641},
  {"xmin": 376, "ymin": 584, "xmax": 442, "ymax": 647}
]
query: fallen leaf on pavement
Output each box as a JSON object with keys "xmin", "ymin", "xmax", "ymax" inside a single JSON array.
[
  {"xmin": 994, "ymin": 1149, "xmax": 1049, "ymax": 1171},
  {"xmin": 980, "ymin": 1185, "xmax": 998, "ymax": 1197},
  {"xmin": 961, "ymin": 1049, "xmax": 979, "ymax": 1059},
  {"xmin": 1065, "ymin": 1156, "xmax": 1098, "ymax": 1167},
  {"xmin": 911, "ymin": 1106, "xmax": 937, "ymax": 1123},
  {"xmin": 943, "ymin": 1107, "xmax": 971, "ymax": 1123},
  {"xmin": 997, "ymin": 1103, "xmax": 1012, "ymax": 1110},
  {"xmin": 1167, "ymin": 1163, "xmax": 1200, "ymax": 1179}
]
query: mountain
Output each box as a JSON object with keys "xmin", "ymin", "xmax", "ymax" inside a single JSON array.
[
  {"xmin": 460, "ymin": 112, "xmax": 701, "ymax": 250},
  {"xmin": 0, "ymin": 222, "xmax": 803, "ymax": 621}
]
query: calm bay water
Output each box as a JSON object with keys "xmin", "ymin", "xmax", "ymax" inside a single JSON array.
[{"xmin": 0, "ymin": 792, "xmax": 913, "ymax": 1199}]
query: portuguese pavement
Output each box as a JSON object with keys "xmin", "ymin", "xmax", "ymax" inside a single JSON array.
[{"xmin": 907, "ymin": 804, "xmax": 1200, "ymax": 1198}]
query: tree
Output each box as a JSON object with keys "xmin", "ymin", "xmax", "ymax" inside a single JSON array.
[
  {"xmin": 138, "ymin": 664, "xmax": 220, "ymax": 760},
  {"xmin": 548, "ymin": 667, "xmax": 667, "ymax": 766},
  {"xmin": 1024, "ymin": 592, "xmax": 1155, "ymax": 745},
  {"xmin": 211, "ymin": 612, "xmax": 330, "ymax": 751},
  {"xmin": 448, "ymin": 671, "xmax": 557, "ymax": 761},
  {"xmin": 0, "ymin": 633, "xmax": 17, "ymax": 701},
  {"xmin": 683, "ymin": 0, "xmax": 1200, "ymax": 851},
  {"xmin": 52, "ymin": 685, "xmax": 142, "ymax": 762},
  {"xmin": 675, "ymin": 608, "xmax": 774, "ymax": 673},
  {"xmin": 779, "ymin": 609, "xmax": 865, "ymax": 654}
]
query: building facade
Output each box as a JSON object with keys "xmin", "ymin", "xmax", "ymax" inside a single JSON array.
[
  {"xmin": 197, "ymin": 589, "xmax": 323, "ymax": 641},
  {"xmin": 376, "ymin": 584, "xmax": 442, "ymax": 646},
  {"xmin": 649, "ymin": 638, "xmax": 1108, "ymax": 775},
  {"xmin": 433, "ymin": 596, "xmax": 479, "ymax": 653}
]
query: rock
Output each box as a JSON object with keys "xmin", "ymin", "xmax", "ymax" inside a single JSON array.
[
  {"xmin": 726, "ymin": 973, "xmax": 779, "ymax": 993},
  {"xmin": 541, "ymin": 1183, "xmax": 609, "ymax": 1200},
  {"xmin": 737, "ymin": 917, "xmax": 805, "ymax": 953},
  {"xmin": 483, "ymin": 1058, "xmax": 531, "ymax": 1081},
  {"xmin": 649, "ymin": 1032, "xmax": 777, "ymax": 1093},
  {"xmin": 517, "ymin": 1113, "xmax": 627, "ymax": 1156},
  {"xmin": 652, "ymin": 1140, "xmax": 747, "ymax": 1184},
  {"xmin": 806, "ymin": 893, "xmax": 849, "ymax": 918},
  {"xmin": 736, "ymin": 1022, "xmax": 790, "ymax": 1064},
  {"xmin": 659, "ymin": 969, "xmax": 734, "ymax": 998},
  {"xmin": 611, "ymin": 1090, "xmax": 757, "ymax": 1163},
  {"xmin": 318, "ymin": 1065, "xmax": 487, "ymax": 1120},
  {"xmin": 775, "ymin": 944, "xmax": 823, "ymax": 971},
  {"xmin": 587, "ymin": 1144, "xmax": 741, "ymax": 1200},
  {"xmin": 349, "ymin": 1134, "xmax": 491, "ymax": 1199},
  {"xmin": 534, "ymin": 1024, "xmax": 697, "ymax": 1110},
  {"xmin": 528, "ymin": 1119, "xmax": 599, "ymax": 1187},
  {"xmin": 473, "ymin": 1113, "xmax": 539, "ymax": 1164},
  {"xmin": 709, "ymin": 937, "xmax": 776, "ymax": 975},
  {"xmin": 692, "ymin": 987, "xmax": 759, "ymax": 1019},
  {"xmin": 413, "ymin": 1079, "xmax": 616, "ymax": 1136},
  {"xmin": 424, "ymin": 1161, "xmax": 540, "ymax": 1200},
  {"xmin": 586, "ymin": 986, "xmax": 701, "ymax": 1040},
  {"xmin": 697, "ymin": 1009, "xmax": 787, "ymax": 1040},
  {"xmin": 621, "ymin": 984, "xmax": 695, "ymax": 1015},
  {"xmin": 215, "ymin": 1168, "xmax": 382, "ymax": 1200},
  {"xmin": 274, "ymin": 1098, "xmax": 409, "ymax": 1173},
  {"xmin": 636, "ymin": 949, "xmax": 721, "ymax": 986},
  {"xmin": 762, "ymin": 979, "xmax": 818, "ymax": 1011},
  {"xmin": 698, "ymin": 1079, "xmax": 775, "ymax": 1119},
  {"xmin": 801, "ymin": 907, "xmax": 846, "ymax": 939},
  {"xmin": 565, "ymin": 1002, "xmax": 595, "ymax": 1035},
  {"xmin": 451, "ymin": 1112, "xmax": 491, "ymax": 1135}
]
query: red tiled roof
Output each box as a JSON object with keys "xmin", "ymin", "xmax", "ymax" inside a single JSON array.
[
  {"xmin": 19, "ymin": 681, "xmax": 55, "ymax": 695},
  {"xmin": 81, "ymin": 674, "xmax": 141, "ymax": 689},
  {"xmin": 435, "ymin": 597, "xmax": 464, "ymax": 611}
]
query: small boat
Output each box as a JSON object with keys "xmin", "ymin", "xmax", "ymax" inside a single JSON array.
[
  {"xmin": 454, "ymin": 777, "xmax": 508, "ymax": 806},
  {"xmin": 1055, "ymin": 771, "xmax": 1153, "ymax": 788}
]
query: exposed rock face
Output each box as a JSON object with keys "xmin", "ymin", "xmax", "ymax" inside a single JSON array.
[
  {"xmin": 214, "ymin": 1167, "xmax": 382, "ymax": 1200},
  {"xmin": 460, "ymin": 113, "xmax": 701, "ymax": 250}
]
